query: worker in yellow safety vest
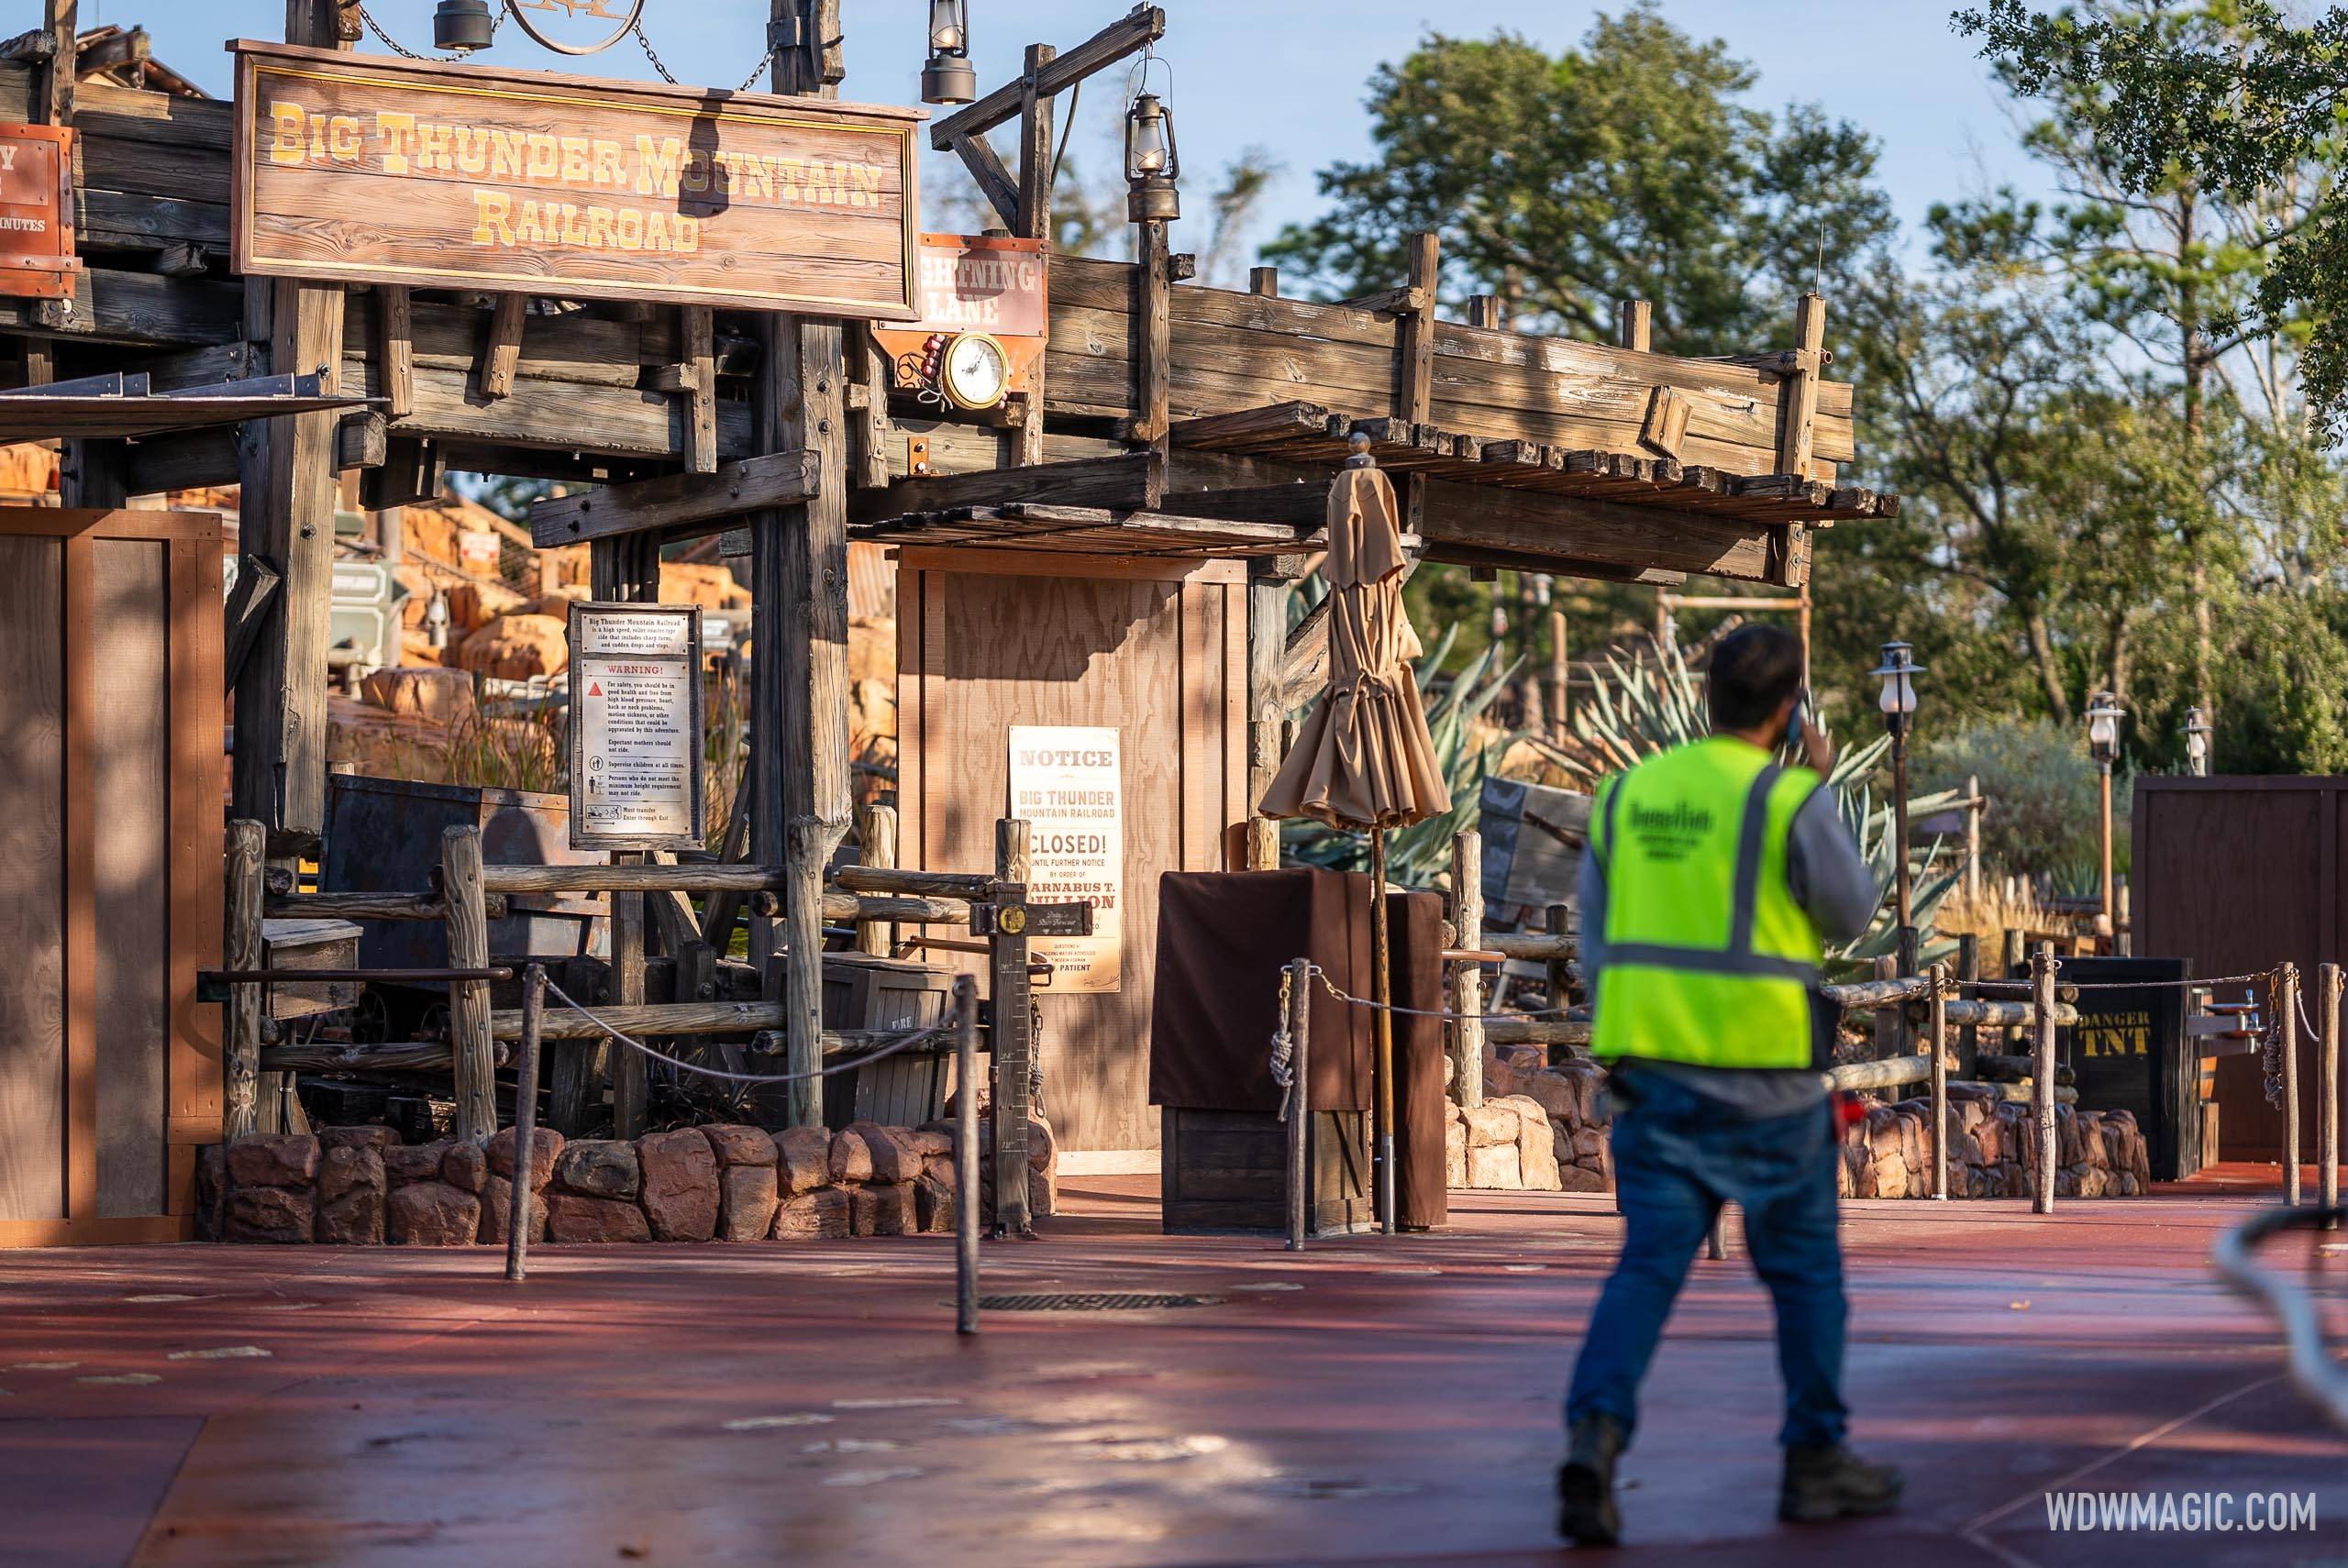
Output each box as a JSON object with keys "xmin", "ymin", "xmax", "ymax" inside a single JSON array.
[{"xmin": 1556, "ymin": 624, "xmax": 1904, "ymax": 1545}]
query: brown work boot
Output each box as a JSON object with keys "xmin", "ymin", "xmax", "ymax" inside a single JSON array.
[
  {"xmin": 1778, "ymin": 1443, "xmax": 1905, "ymax": 1522},
  {"xmin": 1556, "ymin": 1413, "xmax": 1625, "ymax": 1545}
]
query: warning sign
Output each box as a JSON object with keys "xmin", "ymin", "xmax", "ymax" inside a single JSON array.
[
  {"xmin": 568, "ymin": 601, "xmax": 704, "ymax": 851},
  {"xmin": 1008, "ymin": 725, "xmax": 1124, "ymax": 993}
]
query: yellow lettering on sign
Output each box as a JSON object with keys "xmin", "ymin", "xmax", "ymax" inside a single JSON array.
[
  {"xmin": 675, "ymin": 214, "xmax": 699, "ymax": 253},
  {"xmin": 417, "ymin": 122, "xmax": 453, "ymax": 173},
  {"xmin": 488, "ymin": 128, "xmax": 527, "ymax": 181},
  {"xmin": 375, "ymin": 112, "xmax": 415, "ymax": 174},
  {"xmin": 592, "ymin": 139, "xmax": 626, "ymax": 189},
  {"xmin": 615, "ymin": 207, "xmax": 644, "ymax": 249},
  {"xmin": 514, "ymin": 197, "xmax": 545, "ymax": 247},
  {"xmin": 848, "ymin": 163, "xmax": 885, "ymax": 206},
  {"xmin": 634, "ymin": 135, "xmax": 681, "ymax": 198},
  {"xmin": 526, "ymin": 133, "xmax": 559, "ymax": 182},
  {"xmin": 681, "ymin": 150, "xmax": 710, "ymax": 195},
  {"xmin": 559, "ymin": 137, "xmax": 592, "ymax": 185},
  {"xmin": 803, "ymin": 160, "xmax": 831, "ymax": 204},
  {"xmin": 471, "ymin": 188, "xmax": 514, "ymax": 246},
  {"xmin": 328, "ymin": 115, "xmax": 363, "ymax": 163},
  {"xmin": 268, "ymin": 102, "xmax": 307, "ymax": 167},
  {"xmin": 454, "ymin": 127, "xmax": 491, "ymax": 177},
  {"xmin": 775, "ymin": 158, "xmax": 804, "ymax": 203}
]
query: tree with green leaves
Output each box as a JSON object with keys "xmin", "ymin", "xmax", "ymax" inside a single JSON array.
[{"xmin": 1263, "ymin": 5, "xmax": 1894, "ymax": 353}]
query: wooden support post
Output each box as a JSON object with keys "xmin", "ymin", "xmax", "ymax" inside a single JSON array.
[
  {"xmin": 479, "ymin": 293, "xmax": 526, "ymax": 401},
  {"xmin": 1955, "ymin": 932, "xmax": 1980, "ymax": 1078},
  {"xmin": 1250, "ymin": 266, "xmax": 1279, "ymax": 297},
  {"xmin": 1466, "ymin": 293, "xmax": 1501, "ymax": 330},
  {"xmin": 1545, "ymin": 903, "xmax": 1574, "ymax": 1020},
  {"xmin": 592, "ymin": 532, "xmax": 659, "ymax": 1136},
  {"xmin": 2032, "ymin": 943, "xmax": 2057, "ymax": 1215},
  {"xmin": 1394, "ymin": 234, "xmax": 1438, "ymax": 534},
  {"xmin": 1012, "ymin": 42, "xmax": 1056, "ymax": 467},
  {"xmin": 2322, "ymin": 963, "xmax": 2341, "ymax": 1226},
  {"xmin": 1617, "ymin": 299, "xmax": 1652, "ymax": 353},
  {"xmin": 1135, "ymin": 220, "xmax": 1172, "ymax": 449},
  {"xmin": 1548, "ymin": 605, "xmax": 1569, "ymax": 740},
  {"xmin": 441, "ymin": 824, "xmax": 497, "ymax": 1144},
  {"xmin": 545, "ymin": 956, "xmax": 606, "ymax": 1137},
  {"xmin": 504, "ymin": 962, "xmax": 546, "ymax": 1283},
  {"xmin": 1450, "ymin": 831, "xmax": 1484, "ymax": 1109},
  {"xmin": 38, "ymin": 0, "xmax": 73, "ymax": 130},
  {"xmin": 1285, "ymin": 954, "xmax": 1311, "ymax": 1251},
  {"xmin": 991, "ymin": 819, "xmax": 1035, "ymax": 1235},
  {"xmin": 1930, "ymin": 963, "xmax": 1949, "ymax": 1200},
  {"xmin": 2282, "ymin": 961, "xmax": 2302, "ymax": 1207},
  {"xmin": 1235, "ymin": 264, "xmax": 1292, "ymax": 871},
  {"xmin": 1871, "ymin": 954, "xmax": 1900, "ymax": 1061},
  {"xmin": 2001, "ymin": 927, "xmax": 2026, "ymax": 1050},
  {"xmin": 1776, "ymin": 293, "xmax": 1826, "ymax": 478},
  {"xmin": 856, "ymin": 803, "xmax": 896, "ymax": 958},
  {"xmin": 844, "ymin": 326, "xmax": 890, "ymax": 491},
  {"xmin": 377, "ymin": 285, "xmax": 413, "ymax": 419},
  {"xmin": 1964, "ymin": 773, "xmax": 1982, "ymax": 902},
  {"xmin": 681, "ymin": 305, "xmax": 717, "ymax": 474},
  {"xmin": 223, "ymin": 820, "xmax": 266, "ymax": 1142}
]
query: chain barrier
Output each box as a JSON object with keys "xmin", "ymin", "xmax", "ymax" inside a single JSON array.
[
  {"xmin": 540, "ymin": 976, "xmax": 943, "ymax": 1086},
  {"xmin": 1268, "ymin": 964, "xmax": 1297, "ymax": 1121},
  {"xmin": 1304, "ymin": 964, "xmax": 1582, "ymax": 1024}
]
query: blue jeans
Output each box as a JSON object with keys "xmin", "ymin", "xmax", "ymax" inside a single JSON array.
[{"xmin": 1565, "ymin": 1071, "xmax": 1848, "ymax": 1449}]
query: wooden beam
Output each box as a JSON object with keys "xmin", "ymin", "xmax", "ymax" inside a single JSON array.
[
  {"xmin": 944, "ymin": 130, "xmax": 1019, "ymax": 229},
  {"xmin": 1618, "ymin": 299, "xmax": 1652, "ymax": 352},
  {"xmin": 844, "ymin": 322, "xmax": 890, "ymax": 490},
  {"xmin": 478, "ymin": 293, "xmax": 526, "ymax": 402},
  {"xmin": 221, "ymin": 557, "xmax": 282, "ymax": 696},
  {"xmin": 375, "ymin": 283, "xmax": 413, "ymax": 419},
  {"xmin": 928, "ymin": 5, "xmax": 1165, "ymax": 148},
  {"xmin": 1466, "ymin": 294, "xmax": 1501, "ymax": 330},
  {"xmin": 533, "ymin": 448, "xmax": 818, "ymax": 548},
  {"xmin": 1136, "ymin": 221, "xmax": 1172, "ymax": 447},
  {"xmin": 855, "ymin": 449, "xmax": 1163, "ymax": 524},
  {"xmin": 1012, "ymin": 41, "xmax": 1055, "ymax": 469},
  {"xmin": 1164, "ymin": 481, "xmax": 1330, "ymax": 528},
  {"xmin": 1418, "ymin": 476, "xmax": 1770, "ymax": 580},
  {"xmin": 681, "ymin": 304, "xmax": 717, "ymax": 474},
  {"xmin": 1338, "ymin": 284, "xmax": 1429, "ymax": 318},
  {"xmin": 1395, "ymin": 234, "xmax": 1439, "ymax": 534},
  {"xmin": 1776, "ymin": 293, "xmax": 1826, "ymax": 477}
]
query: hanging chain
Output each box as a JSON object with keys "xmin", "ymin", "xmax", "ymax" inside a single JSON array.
[
  {"xmin": 1269, "ymin": 965, "xmax": 1297, "ymax": 1121},
  {"xmin": 629, "ymin": 15, "xmax": 680, "ymax": 84}
]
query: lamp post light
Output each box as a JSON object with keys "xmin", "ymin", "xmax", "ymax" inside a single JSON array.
[
  {"xmin": 2086, "ymin": 690, "xmax": 2126, "ymax": 937},
  {"xmin": 921, "ymin": 0, "xmax": 977, "ymax": 105},
  {"xmin": 2185, "ymin": 705, "xmax": 2213, "ymax": 778},
  {"xmin": 1124, "ymin": 87, "xmax": 1181, "ymax": 222},
  {"xmin": 1873, "ymin": 641, "xmax": 1925, "ymax": 976}
]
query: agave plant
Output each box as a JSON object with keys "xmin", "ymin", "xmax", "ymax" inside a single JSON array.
[
  {"xmin": 1281, "ymin": 621, "xmax": 1524, "ymax": 887},
  {"xmin": 1516, "ymin": 637, "xmax": 1961, "ymax": 975}
]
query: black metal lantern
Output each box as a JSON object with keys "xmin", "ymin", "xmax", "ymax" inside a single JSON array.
[
  {"xmin": 1125, "ymin": 90, "xmax": 1180, "ymax": 223},
  {"xmin": 2086, "ymin": 690, "xmax": 2124, "ymax": 766},
  {"xmin": 922, "ymin": 0, "xmax": 976, "ymax": 105},
  {"xmin": 434, "ymin": 0, "xmax": 498, "ymax": 53}
]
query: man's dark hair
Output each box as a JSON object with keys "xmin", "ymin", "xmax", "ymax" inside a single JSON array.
[{"xmin": 1707, "ymin": 624, "xmax": 1804, "ymax": 732}]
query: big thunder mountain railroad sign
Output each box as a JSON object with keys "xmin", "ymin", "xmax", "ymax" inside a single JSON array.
[{"xmin": 228, "ymin": 41, "xmax": 921, "ymax": 319}]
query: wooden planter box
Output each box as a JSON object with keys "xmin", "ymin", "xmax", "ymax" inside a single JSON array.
[{"xmin": 1159, "ymin": 1105, "xmax": 1375, "ymax": 1237}]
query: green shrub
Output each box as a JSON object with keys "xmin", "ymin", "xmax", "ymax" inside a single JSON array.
[{"xmin": 1917, "ymin": 719, "xmax": 2112, "ymax": 879}]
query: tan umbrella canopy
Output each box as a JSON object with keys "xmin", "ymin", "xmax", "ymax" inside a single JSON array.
[{"xmin": 1258, "ymin": 455, "xmax": 1449, "ymax": 1231}]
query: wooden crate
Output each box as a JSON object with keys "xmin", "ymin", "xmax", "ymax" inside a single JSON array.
[
  {"xmin": 1159, "ymin": 1106, "xmax": 1376, "ymax": 1237},
  {"xmin": 0, "ymin": 509, "xmax": 222, "ymax": 1247},
  {"xmin": 820, "ymin": 955, "xmax": 955, "ymax": 1129},
  {"xmin": 260, "ymin": 917, "xmax": 361, "ymax": 1020}
]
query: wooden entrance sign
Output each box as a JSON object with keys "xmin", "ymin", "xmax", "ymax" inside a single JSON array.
[
  {"xmin": 0, "ymin": 122, "xmax": 80, "ymax": 300},
  {"xmin": 227, "ymin": 41, "xmax": 922, "ymax": 319}
]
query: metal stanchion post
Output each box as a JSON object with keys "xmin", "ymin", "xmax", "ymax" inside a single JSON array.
[
  {"xmin": 1286, "ymin": 956, "xmax": 1311, "ymax": 1251},
  {"xmin": 2282, "ymin": 963, "xmax": 2303, "ymax": 1208},
  {"xmin": 2032, "ymin": 944, "xmax": 2057, "ymax": 1216},
  {"xmin": 955, "ymin": 976, "xmax": 980, "ymax": 1335},
  {"xmin": 504, "ymin": 963, "xmax": 547, "ymax": 1283},
  {"xmin": 1931, "ymin": 962, "xmax": 1949, "ymax": 1200},
  {"xmin": 2323, "ymin": 964, "xmax": 2342, "ymax": 1230}
]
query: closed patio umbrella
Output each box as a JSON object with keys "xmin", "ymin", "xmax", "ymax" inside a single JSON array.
[{"xmin": 1259, "ymin": 439, "xmax": 1449, "ymax": 1231}]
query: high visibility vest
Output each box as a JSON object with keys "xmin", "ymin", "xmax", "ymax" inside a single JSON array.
[{"xmin": 1589, "ymin": 735, "xmax": 1825, "ymax": 1068}]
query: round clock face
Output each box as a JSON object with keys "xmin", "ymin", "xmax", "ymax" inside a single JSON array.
[{"xmin": 941, "ymin": 332, "xmax": 1010, "ymax": 410}]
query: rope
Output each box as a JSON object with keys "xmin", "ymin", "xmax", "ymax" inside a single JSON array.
[
  {"xmin": 540, "ymin": 976, "xmax": 946, "ymax": 1086},
  {"xmin": 1268, "ymin": 964, "xmax": 1296, "ymax": 1122},
  {"xmin": 1968, "ymin": 969, "xmax": 2278, "ymax": 993},
  {"xmin": 1306, "ymin": 965, "xmax": 1582, "ymax": 1023}
]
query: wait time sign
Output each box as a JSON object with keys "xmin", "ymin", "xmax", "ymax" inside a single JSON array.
[{"xmin": 228, "ymin": 41, "xmax": 921, "ymax": 319}]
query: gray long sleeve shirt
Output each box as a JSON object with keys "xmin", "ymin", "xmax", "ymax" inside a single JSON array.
[{"xmin": 1578, "ymin": 764, "xmax": 1882, "ymax": 1118}]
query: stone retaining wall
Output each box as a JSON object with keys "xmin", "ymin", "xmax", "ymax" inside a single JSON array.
[
  {"xmin": 198, "ymin": 1115, "xmax": 1055, "ymax": 1246},
  {"xmin": 1453, "ymin": 1044, "xmax": 2151, "ymax": 1200}
]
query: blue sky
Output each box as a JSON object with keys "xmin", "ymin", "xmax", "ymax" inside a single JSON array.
[{"xmin": 122, "ymin": 2, "xmax": 2052, "ymax": 264}]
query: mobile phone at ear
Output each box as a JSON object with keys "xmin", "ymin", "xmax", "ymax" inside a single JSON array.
[{"xmin": 1785, "ymin": 687, "xmax": 1811, "ymax": 755}]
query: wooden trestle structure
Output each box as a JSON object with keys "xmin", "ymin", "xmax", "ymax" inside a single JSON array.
[{"xmin": 0, "ymin": 0, "xmax": 1894, "ymax": 1230}]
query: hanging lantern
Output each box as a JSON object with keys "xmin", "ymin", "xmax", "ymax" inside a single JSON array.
[
  {"xmin": 1125, "ymin": 89, "xmax": 1180, "ymax": 223},
  {"xmin": 2085, "ymin": 690, "xmax": 2125, "ymax": 765},
  {"xmin": 922, "ymin": 0, "xmax": 977, "ymax": 105},
  {"xmin": 1870, "ymin": 640, "xmax": 1923, "ymax": 735},
  {"xmin": 2184, "ymin": 705, "xmax": 2212, "ymax": 776},
  {"xmin": 434, "ymin": 0, "xmax": 498, "ymax": 53}
]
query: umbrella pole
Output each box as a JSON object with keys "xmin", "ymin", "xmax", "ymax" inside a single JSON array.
[{"xmin": 1372, "ymin": 826, "xmax": 1396, "ymax": 1234}]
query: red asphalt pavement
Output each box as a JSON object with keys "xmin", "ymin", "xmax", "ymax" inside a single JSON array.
[{"xmin": 2, "ymin": 1170, "xmax": 2342, "ymax": 1568}]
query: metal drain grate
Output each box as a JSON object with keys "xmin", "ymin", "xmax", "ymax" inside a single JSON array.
[{"xmin": 975, "ymin": 1291, "xmax": 1225, "ymax": 1312}]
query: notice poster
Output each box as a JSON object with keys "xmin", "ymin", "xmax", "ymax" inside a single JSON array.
[
  {"xmin": 1008, "ymin": 725, "xmax": 1124, "ymax": 993},
  {"xmin": 569, "ymin": 602, "xmax": 704, "ymax": 851}
]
